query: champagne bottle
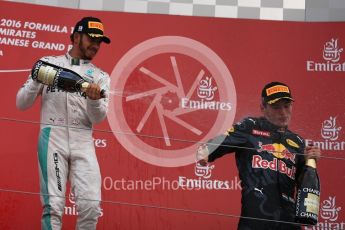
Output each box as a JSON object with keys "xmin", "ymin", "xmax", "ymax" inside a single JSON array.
[
  {"xmin": 295, "ymin": 158, "xmax": 320, "ymax": 225},
  {"xmin": 31, "ymin": 60, "xmax": 106, "ymax": 98}
]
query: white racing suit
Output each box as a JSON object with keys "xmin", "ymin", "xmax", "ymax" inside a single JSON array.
[{"xmin": 16, "ymin": 53, "xmax": 110, "ymax": 230}]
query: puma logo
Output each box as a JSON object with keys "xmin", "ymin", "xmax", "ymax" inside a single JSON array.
[{"xmin": 254, "ymin": 187, "xmax": 264, "ymax": 195}]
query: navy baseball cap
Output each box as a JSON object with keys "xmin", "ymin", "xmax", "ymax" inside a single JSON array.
[
  {"xmin": 261, "ymin": 82, "xmax": 294, "ymax": 104},
  {"xmin": 72, "ymin": 17, "xmax": 111, "ymax": 44}
]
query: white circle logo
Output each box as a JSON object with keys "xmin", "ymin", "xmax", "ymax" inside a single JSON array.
[{"xmin": 107, "ymin": 36, "xmax": 236, "ymax": 167}]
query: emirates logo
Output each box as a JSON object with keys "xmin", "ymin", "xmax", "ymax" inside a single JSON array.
[
  {"xmin": 307, "ymin": 38, "xmax": 345, "ymax": 72},
  {"xmin": 321, "ymin": 116, "xmax": 342, "ymax": 141},
  {"xmin": 323, "ymin": 38, "xmax": 343, "ymax": 63}
]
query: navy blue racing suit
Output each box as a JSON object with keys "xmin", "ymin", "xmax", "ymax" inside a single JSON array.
[{"xmin": 207, "ymin": 117, "xmax": 306, "ymax": 230}]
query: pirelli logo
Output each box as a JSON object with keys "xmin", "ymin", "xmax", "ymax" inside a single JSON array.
[
  {"xmin": 266, "ymin": 85, "xmax": 289, "ymax": 96},
  {"xmin": 88, "ymin": 21, "xmax": 104, "ymax": 31}
]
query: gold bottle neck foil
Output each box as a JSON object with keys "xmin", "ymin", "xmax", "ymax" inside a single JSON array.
[
  {"xmin": 81, "ymin": 82, "xmax": 90, "ymax": 92},
  {"xmin": 306, "ymin": 159, "xmax": 317, "ymax": 168}
]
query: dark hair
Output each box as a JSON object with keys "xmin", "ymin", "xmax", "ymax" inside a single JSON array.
[{"xmin": 70, "ymin": 32, "xmax": 81, "ymax": 43}]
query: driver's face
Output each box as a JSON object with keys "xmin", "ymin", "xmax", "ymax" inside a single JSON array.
[
  {"xmin": 78, "ymin": 34, "xmax": 102, "ymax": 60},
  {"xmin": 261, "ymin": 100, "xmax": 293, "ymax": 128}
]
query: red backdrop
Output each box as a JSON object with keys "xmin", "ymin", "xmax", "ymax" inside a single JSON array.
[{"xmin": 0, "ymin": 1, "xmax": 344, "ymax": 229}]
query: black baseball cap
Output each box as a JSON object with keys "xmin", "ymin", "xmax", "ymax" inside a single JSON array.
[
  {"xmin": 72, "ymin": 17, "xmax": 111, "ymax": 44},
  {"xmin": 261, "ymin": 82, "xmax": 294, "ymax": 104}
]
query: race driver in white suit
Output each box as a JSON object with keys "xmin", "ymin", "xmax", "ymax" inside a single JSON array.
[{"xmin": 16, "ymin": 17, "xmax": 111, "ymax": 230}]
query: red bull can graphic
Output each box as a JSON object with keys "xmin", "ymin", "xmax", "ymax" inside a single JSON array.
[
  {"xmin": 253, "ymin": 142, "xmax": 297, "ymax": 179},
  {"xmin": 258, "ymin": 142, "xmax": 296, "ymax": 163}
]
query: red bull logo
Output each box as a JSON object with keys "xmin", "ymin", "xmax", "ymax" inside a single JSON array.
[
  {"xmin": 258, "ymin": 142, "xmax": 296, "ymax": 163},
  {"xmin": 252, "ymin": 155, "xmax": 296, "ymax": 180},
  {"xmin": 254, "ymin": 142, "xmax": 297, "ymax": 179}
]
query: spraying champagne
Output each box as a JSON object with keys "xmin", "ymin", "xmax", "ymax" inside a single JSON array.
[{"xmin": 31, "ymin": 60, "xmax": 107, "ymax": 98}]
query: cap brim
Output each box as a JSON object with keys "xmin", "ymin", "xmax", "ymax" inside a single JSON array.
[
  {"xmin": 101, "ymin": 36, "xmax": 111, "ymax": 44},
  {"xmin": 87, "ymin": 33, "xmax": 111, "ymax": 44},
  {"xmin": 267, "ymin": 97, "xmax": 294, "ymax": 105}
]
